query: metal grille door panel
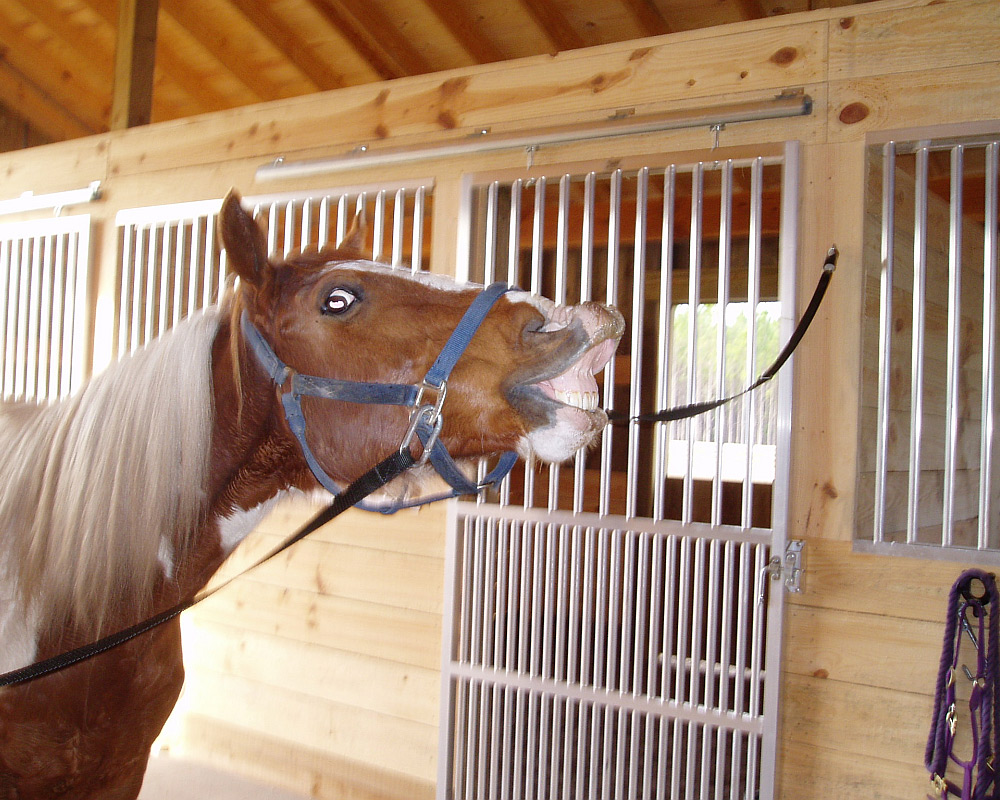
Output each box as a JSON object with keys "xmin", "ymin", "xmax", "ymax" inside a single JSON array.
[
  {"xmin": 441, "ymin": 145, "xmax": 798, "ymax": 800},
  {"xmin": 114, "ymin": 183, "xmax": 434, "ymax": 359},
  {"xmin": 0, "ymin": 216, "xmax": 91, "ymax": 401}
]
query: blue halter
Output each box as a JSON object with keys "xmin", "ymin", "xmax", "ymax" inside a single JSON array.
[{"xmin": 240, "ymin": 281, "xmax": 519, "ymax": 513}]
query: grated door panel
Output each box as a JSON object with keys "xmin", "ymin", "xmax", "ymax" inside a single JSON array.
[
  {"xmin": 442, "ymin": 144, "xmax": 798, "ymax": 800},
  {"xmin": 0, "ymin": 216, "xmax": 91, "ymax": 402},
  {"xmin": 114, "ymin": 182, "xmax": 434, "ymax": 359}
]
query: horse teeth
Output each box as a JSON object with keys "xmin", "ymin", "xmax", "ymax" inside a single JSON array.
[{"xmin": 556, "ymin": 389, "xmax": 598, "ymax": 411}]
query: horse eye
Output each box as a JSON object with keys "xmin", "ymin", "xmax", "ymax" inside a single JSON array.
[{"xmin": 324, "ymin": 288, "xmax": 358, "ymax": 315}]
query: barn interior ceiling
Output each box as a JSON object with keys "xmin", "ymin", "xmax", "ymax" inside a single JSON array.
[{"xmin": 0, "ymin": 0, "xmax": 877, "ymax": 154}]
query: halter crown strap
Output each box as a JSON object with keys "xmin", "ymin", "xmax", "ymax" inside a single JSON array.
[{"xmin": 241, "ymin": 281, "xmax": 519, "ymax": 511}]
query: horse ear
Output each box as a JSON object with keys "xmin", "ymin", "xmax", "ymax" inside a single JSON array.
[
  {"xmin": 220, "ymin": 190, "xmax": 270, "ymax": 287},
  {"xmin": 340, "ymin": 206, "xmax": 367, "ymax": 253}
]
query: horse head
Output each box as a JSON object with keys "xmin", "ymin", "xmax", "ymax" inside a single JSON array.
[{"xmin": 220, "ymin": 190, "xmax": 624, "ymax": 504}]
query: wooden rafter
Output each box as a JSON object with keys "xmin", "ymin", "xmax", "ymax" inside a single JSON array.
[
  {"xmin": 421, "ymin": 0, "xmax": 507, "ymax": 64},
  {"xmin": 111, "ymin": 0, "xmax": 159, "ymax": 130},
  {"xmin": 620, "ymin": 0, "xmax": 672, "ymax": 37},
  {"xmin": 225, "ymin": 0, "xmax": 347, "ymax": 92},
  {"xmin": 0, "ymin": 58, "xmax": 91, "ymax": 141},
  {"xmin": 307, "ymin": 0, "xmax": 433, "ymax": 81},
  {"xmin": 160, "ymin": 0, "xmax": 287, "ymax": 103},
  {"xmin": 516, "ymin": 0, "xmax": 586, "ymax": 52},
  {"xmin": 85, "ymin": 0, "xmax": 234, "ymax": 119}
]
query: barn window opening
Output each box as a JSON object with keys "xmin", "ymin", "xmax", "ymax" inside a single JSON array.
[{"xmin": 856, "ymin": 124, "xmax": 1000, "ymax": 563}]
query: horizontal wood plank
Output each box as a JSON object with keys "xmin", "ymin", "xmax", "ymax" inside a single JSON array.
[
  {"xmin": 828, "ymin": 0, "xmax": 1000, "ymax": 80},
  {"xmin": 787, "ymin": 538, "xmax": 973, "ymax": 621},
  {"xmin": 211, "ymin": 533, "xmax": 444, "ymax": 615},
  {"xmin": 181, "ymin": 617, "xmax": 440, "ymax": 726},
  {"xmin": 178, "ymin": 669, "xmax": 438, "ymax": 782},
  {"xmin": 106, "ymin": 21, "xmax": 827, "ymax": 175},
  {"xmin": 190, "ymin": 579, "xmax": 442, "ymax": 670},
  {"xmin": 780, "ymin": 671, "xmax": 932, "ymax": 766},
  {"xmin": 829, "ymin": 61, "xmax": 1000, "ymax": 142},
  {"xmin": 783, "ymin": 604, "xmax": 943, "ymax": 691},
  {"xmin": 778, "ymin": 739, "xmax": 930, "ymax": 800},
  {"xmin": 173, "ymin": 714, "xmax": 434, "ymax": 800}
]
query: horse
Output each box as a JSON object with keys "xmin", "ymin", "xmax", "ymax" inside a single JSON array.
[{"xmin": 0, "ymin": 189, "xmax": 624, "ymax": 798}]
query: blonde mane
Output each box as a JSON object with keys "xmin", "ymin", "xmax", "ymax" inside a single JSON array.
[{"xmin": 0, "ymin": 308, "xmax": 220, "ymax": 635}]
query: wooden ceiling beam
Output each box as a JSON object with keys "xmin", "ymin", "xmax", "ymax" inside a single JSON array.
[
  {"xmin": 307, "ymin": 0, "xmax": 433, "ymax": 80},
  {"xmin": 619, "ymin": 0, "xmax": 672, "ymax": 37},
  {"xmin": 86, "ymin": 0, "xmax": 235, "ymax": 119},
  {"xmin": 0, "ymin": 6, "xmax": 107, "ymax": 133},
  {"xmin": 516, "ymin": 0, "xmax": 587, "ymax": 52},
  {"xmin": 111, "ymin": 0, "xmax": 159, "ymax": 130},
  {"xmin": 224, "ymin": 0, "xmax": 347, "ymax": 91},
  {"xmin": 421, "ymin": 0, "xmax": 507, "ymax": 64},
  {"xmin": 0, "ymin": 59, "xmax": 92, "ymax": 142},
  {"xmin": 160, "ymin": 0, "xmax": 292, "ymax": 103}
]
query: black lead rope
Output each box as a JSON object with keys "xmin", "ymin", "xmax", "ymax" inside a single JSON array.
[
  {"xmin": 0, "ymin": 449, "xmax": 416, "ymax": 688},
  {"xmin": 1, "ymin": 249, "xmax": 837, "ymax": 687},
  {"xmin": 610, "ymin": 246, "xmax": 837, "ymax": 425}
]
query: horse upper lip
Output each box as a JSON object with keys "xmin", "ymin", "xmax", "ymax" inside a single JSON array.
[{"xmin": 511, "ymin": 304, "xmax": 624, "ymax": 410}]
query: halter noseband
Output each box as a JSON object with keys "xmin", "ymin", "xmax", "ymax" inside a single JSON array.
[{"xmin": 240, "ymin": 281, "xmax": 519, "ymax": 513}]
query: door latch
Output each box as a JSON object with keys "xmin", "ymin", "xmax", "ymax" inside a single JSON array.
[{"xmin": 758, "ymin": 539, "xmax": 804, "ymax": 604}]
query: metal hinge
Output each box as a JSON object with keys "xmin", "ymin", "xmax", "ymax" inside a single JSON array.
[{"xmin": 759, "ymin": 540, "xmax": 804, "ymax": 603}]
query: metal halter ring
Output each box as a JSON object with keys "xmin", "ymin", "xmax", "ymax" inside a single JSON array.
[{"xmin": 400, "ymin": 380, "xmax": 448, "ymax": 465}]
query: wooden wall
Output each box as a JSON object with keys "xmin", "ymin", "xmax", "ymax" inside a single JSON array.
[{"xmin": 0, "ymin": 0, "xmax": 998, "ymax": 797}]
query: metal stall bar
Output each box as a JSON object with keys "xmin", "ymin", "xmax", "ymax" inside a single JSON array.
[
  {"xmin": 756, "ymin": 139, "xmax": 799, "ymax": 800},
  {"xmin": 908, "ymin": 147, "xmax": 929, "ymax": 543},
  {"xmin": 942, "ymin": 145, "xmax": 965, "ymax": 547},
  {"xmin": 981, "ymin": 142, "xmax": 999, "ymax": 549},
  {"xmin": 14, "ymin": 237, "xmax": 30, "ymax": 396},
  {"xmin": 712, "ymin": 161, "xmax": 733, "ymax": 527},
  {"xmin": 626, "ymin": 168, "xmax": 649, "ymax": 520},
  {"xmin": 551, "ymin": 175, "xmax": 571, "ymax": 513},
  {"xmin": 412, "ymin": 185, "xmax": 427, "ymax": 273},
  {"xmin": 574, "ymin": 172, "xmax": 597, "ymax": 513},
  {"xmin": 523, "ymin": 177, "xmax": 547, "ymax": 509},
  {"xmin": 71, "ymin": 225, "xmax": 88, "ymax": 396},
  {"xmin": 187, "ymin": 217, "xmax": 203, "ymax": 322},
  {"xmin": 682, "ymin": 163, "xmax": 705, "ymax": 525},
  {"xmin": 0, "ymin": 240, "xmax": 9, "ymax": 397},
  {"xmin": 653, "ymin": 166, "xmax": 677, "ymax": 522},
  {"xmin": 142, "ymin": 224, "xmax": 159, "ymax": 347},
  {"xmin": 873, "ymin": 142, "xmax": 897, "ymax": 544},
  {"xmin": 372, "ymin": 189, "xmax": 386, "ymax": 262},
  {"xmin": 392, "ymin": 188, "xmax": 406, "ymax": 268},
  {"xmin": 157, "ymin": 222, "xmax": 172, "ymax": 339},
  {"xmin": 318, "ymin": 196, "xmax": 331, "ymax": 249},
  {"xmin": 24, "ymin": 235, "xmax": 42, "ymax": 400},
  {"xmin": 742, "ymin": 158, "xmax": 763, "ymax": 529},
  {"xmin": 47, "ymin": 234, "xmax": 66, "ymax": 402},
  {"xmin": 600, "ymin": 170, "xmax": 622, "ymax": 517},
  {"xmin": 35, "ymin": 235, "xmax": 54, "ymax": 401}
]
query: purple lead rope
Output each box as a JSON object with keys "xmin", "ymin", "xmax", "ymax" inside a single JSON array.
[{"xmin": 926, "ymin": 569, "xmax": 999, "ymax": 800}]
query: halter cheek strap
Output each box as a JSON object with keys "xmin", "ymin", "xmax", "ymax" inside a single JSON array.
[{"xmin": 240, "ymin": 281, "xmax": 519, "ymax": 512}]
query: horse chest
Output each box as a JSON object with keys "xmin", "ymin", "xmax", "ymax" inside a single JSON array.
[{"xmin": 0, "ymin": 623, "xmax": 184, "ymax": 799}]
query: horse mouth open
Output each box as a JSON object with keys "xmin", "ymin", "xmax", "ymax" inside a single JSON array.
[{"xmin": 508, "ymin": 299, "xmax": 625, "ymax": 463}]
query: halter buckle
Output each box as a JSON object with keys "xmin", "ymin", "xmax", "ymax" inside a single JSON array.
[
  {"xmin": 415, "ymin": 379, "xmax": 448, "ymax": 421},
  {"xmin": 400, "ymin": 380, "xmax": 448, "ymax": 466}
]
